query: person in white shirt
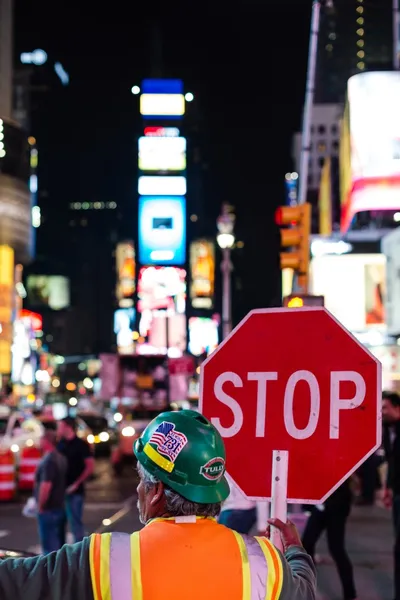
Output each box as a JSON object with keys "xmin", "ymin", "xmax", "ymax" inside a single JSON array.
[{"xmin": 219, "ymin": 473, "xmax": 270, "ymax": 535}]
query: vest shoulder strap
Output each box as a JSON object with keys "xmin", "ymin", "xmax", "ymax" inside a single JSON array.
[
  {"xmin": 232, "ymin": 532, "xmax": 284, "ymax": 600},
  {"xmin": 89, "ymin": 532, "xmax": 142, "ymax": 600}
]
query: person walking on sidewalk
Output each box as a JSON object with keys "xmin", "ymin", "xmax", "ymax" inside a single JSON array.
[
  {"xmin": 382, "ymin": 391, "xmax": 400, "ymax": 600},
  {"xmin": 35, "ymin": 429, "xmax": 67, "ymax": 554},
  {"xmin": 57, "ymin": 416, "xmax": 94, "ymax": 542},
  {"xmin": 302, "ymin": 478, "xmax": 358, "ymax": 600}
]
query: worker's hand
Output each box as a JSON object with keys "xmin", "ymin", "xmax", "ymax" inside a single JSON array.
[
  {"xmin": 382, "ymin": 487, "xmax": 393, "ymax": 509},
  {"xmin": 266, "ymin": 518, "xmax": 303, "ymax": 552},
  {"xmin": 66, "ymin": 483, "xmax": 78, "ymax": 495}
]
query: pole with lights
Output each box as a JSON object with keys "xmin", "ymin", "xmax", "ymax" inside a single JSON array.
[{"xmin": 217, "ymin": 204, "xmax": 235, "ymax": 340}]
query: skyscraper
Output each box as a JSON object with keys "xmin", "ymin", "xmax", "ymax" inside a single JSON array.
[{"xmin": 315, "ymin": 0, "xmax": 393, "ymax": 104}]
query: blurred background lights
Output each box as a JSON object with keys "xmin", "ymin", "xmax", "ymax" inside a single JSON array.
[
  {"xmin": 185, "ymin": 92, "xmax": 194, "ymax": 102},
  {"xmin": 131, "ymin": 85, "xmax": 140, "ymax": 95}
]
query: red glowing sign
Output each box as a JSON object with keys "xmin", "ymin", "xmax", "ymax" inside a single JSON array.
[
  {"xmin": 144, "ymin": 126, "xmax": 180, "ymax": 138},
  {"xmin": 20, "ymin": 309, "xmax": 43, "ymax": 331}
]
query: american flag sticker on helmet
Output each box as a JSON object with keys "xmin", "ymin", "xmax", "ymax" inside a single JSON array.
[{"xmin": 149, "ymin": 421, "xmax": 188, "ymax": 462}]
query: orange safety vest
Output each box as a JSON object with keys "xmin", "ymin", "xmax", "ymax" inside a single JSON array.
[{"xmin": 89, "ymin": 516, "xmax": 284, "ymax": 600}]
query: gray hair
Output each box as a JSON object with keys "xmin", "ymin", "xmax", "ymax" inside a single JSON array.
[{"xmin": 137, "ymin": 463, "xmax": 221, "ymax": 518}]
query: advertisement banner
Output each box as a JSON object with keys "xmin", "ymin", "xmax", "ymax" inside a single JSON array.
[
  {"xmin": 115, "ymin": 242, "xmax": 135, "ymax": 307},
  {"xmin": 98, "ymin": 354, "xmax": 119, "ymax": 399},
  {"xmin": 138, "ymin": 137, "xmax": 186, "ymax": 172},
  {"xmin": 26, "ymin": 275, "xmax": 70, "ymax": 310},
  {"xmin": 189, "ymin": 240, "xmax": 215, "ymax": 309},
  {"xmin": 347, "ymin": 72, "xmax": 400, "ymax": 181},
  {"xmin": 138, "ymin": 196, "xmax": 186, "ymax": 266},
  {"xmin": 140, "ymin": 94, "xmax": 185, "ymax": 119},
  {"xmin": 382, "ymin": 227, "xmax": 400, "ymax": 335},
  {"xmin": 0, "ymin": 174, "xmax": 31, "ymax": 263},
  {"xmin": 138, "ymin": 176, "xmax": 187, "ymax": 196},
  {"xmin": 119, "ymin": 355, "xmax": 169, "ymax": 409},
  {"xmin": 318, "ymin": 157, "xmax": 332, "ymax": 236},
  {"xmin": 310, "ymin": 253, "xmax": 386, "ymax": 332},
  {"xmin": 0, "ymin": 245, "xmax": 14, "ymax": 374}
]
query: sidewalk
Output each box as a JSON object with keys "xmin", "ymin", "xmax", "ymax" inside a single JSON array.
[{"xmin": 296, "ymin": 505, "xmax": 394, "ymax": 600}]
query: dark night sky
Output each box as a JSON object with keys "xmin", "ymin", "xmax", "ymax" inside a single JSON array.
[{"xmin": 14, "ymin": 0, "xmax": 312, "ymax": 321}]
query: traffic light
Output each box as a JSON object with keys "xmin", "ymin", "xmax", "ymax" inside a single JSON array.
[
  {"xmin": 275, "ymin": 203, "xmax": 311, "ymax": 292},
  {"xmin": 283, "ymin": 294, "xmax": 324, "ymax": 308}
]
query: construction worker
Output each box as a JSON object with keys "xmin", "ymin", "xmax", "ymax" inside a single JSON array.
[{"xmin": 0, "ymin": 410, "xmax": 317, "ymax": 599}]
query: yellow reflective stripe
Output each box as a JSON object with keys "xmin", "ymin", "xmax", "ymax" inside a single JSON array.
[
  {"xmin": 231, "ymin": 530, "xmax": 251, "ymax": 600},
  {"xmin": 255, "ymin": 537, "xmax": 284, "ymax": 600},
  {"xmin": 143, "ymin": 443, "xmax": 175, "ymax": 472},
  {"xmin": 99, "ymin": 533, "xmax": 112, "ymax": 600},
  {"xmin": 131, "ymin": 531, "xmax": 143, "ymax": 600}
]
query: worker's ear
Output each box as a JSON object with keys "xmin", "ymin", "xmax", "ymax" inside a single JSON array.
[{"xmin": 150, "ymin": 481, "xmax": 165, "ymax": 506}]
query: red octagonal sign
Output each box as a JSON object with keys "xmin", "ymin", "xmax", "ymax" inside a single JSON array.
[{"xmin": 200, "ymin": 307, "xmax": 382, "ymax": 503}]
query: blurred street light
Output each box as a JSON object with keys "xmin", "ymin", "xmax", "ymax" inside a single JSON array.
[{"xmin": 20, "ymin": 49, "xmax": 48, "ymax": 66}]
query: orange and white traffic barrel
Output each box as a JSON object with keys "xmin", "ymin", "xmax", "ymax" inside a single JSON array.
[
  {"xmin": 0, "ymin": 449, "xmax": 16, "ymax": 501},
  {"xmin": 18, "ymin": 446, "xmax": 42, "ymax": 491}
]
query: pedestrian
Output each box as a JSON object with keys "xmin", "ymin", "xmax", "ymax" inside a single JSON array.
[
  {"xmin": 57, "ymin": 416, "xmax": 95, "ymax": 542},
  {"xmin": 219, "ymin": 472, "xmax": 270, "ymax": 535},
  {"xmin": 0, "ymin": 410, "xmax": 318, "ymax": 600},
  {"xmin": 35, "ymin": 429, "xmax": 67, "ymax": 554},
  {"xmin": 302, "ymin": 478, "xmax": 358, "ymax": 600},
  {"xmin": 382, "ymin": 390, "xmax": 400, "ymax": 600}
]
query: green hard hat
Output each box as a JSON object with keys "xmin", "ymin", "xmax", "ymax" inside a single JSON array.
[{"xmin": 134, "ymin": 409, "xmax": 230, "ymax": 504}]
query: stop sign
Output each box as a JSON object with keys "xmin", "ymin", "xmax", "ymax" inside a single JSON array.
[{"xmin": 200, "ymin": 307, "xmax": 382, "ymax": 503}]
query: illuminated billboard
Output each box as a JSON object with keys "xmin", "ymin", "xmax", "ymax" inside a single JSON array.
[
  {"xmin": 138, "ymin": 137, "xmax": 186, "ymax": 172},
  {"xmin": 137, "ymin": 266, "xmax": 187, "ymax": 353},
  {"xmin": 115, "ymin": 242, "xmax": 135, "ymax": 308},
  {"xmin": 310, "ymin": 253, "xmax": 386, "ymax": 332},
  {"xmin": 138, "ymin": 196, "xmax": 186, "ymax": 265},
  {"xmin": 188, "ymin": 317, "xmax": 219, "ymax": 356},
  {"xmin": 26, "ymin": 275, "xmax": 70, "ymax": 310},
  {"xmin": 144, "ymin": 127, "xmax": 180, "ymax": 137},
  {"xmin": 140, "ymin": 94, "xmax": 185, "ymax": 118},
  {"xmin": 137, "ymin": 266, "xmax": 186, "ymax": 313},
  {"xmin": 189, "ymin": 240, "xmax": 215, "ymax": 309},
  {"xmin": 114, "ymin": 308, "xmax": 136, "ymax": 354},
  {"xmin": 348, "ymin": 72, "xmax": 400, "ymax": 180},
  {"xmin": 138, "ymin": 176, "xmax": 187, "ymax": 196}
]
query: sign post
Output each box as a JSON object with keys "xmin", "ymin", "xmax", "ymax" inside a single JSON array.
[{"xmin": 200, "ymin": 307, "xmax": 382, "ymax": 547}]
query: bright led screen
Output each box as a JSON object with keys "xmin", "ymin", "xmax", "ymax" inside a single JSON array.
[
  {"xmin": 140, "ymin": 94, "xmax": 185, "ymax": 118},
  {"xmin": 138, "ymin": 196, "xmax": 186, "ymax": 265},
  {"xmin": 138, "ymin": 137, "xmax": 186, "ymax": 172},
  {"xmin": 138, "ymin": 176, "xmax": 187, "ymax": 196},
  {"xmin": 348, "ymin": 72, "xmax": 400, "ymax": 180}
]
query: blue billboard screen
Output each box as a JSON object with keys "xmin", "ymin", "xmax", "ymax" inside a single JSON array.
[
  {"xmin": 138, "ymin": 196, "xmax": 186, "ymax": 266},
  {"xmin": 141, "ymin": 79, "xmax": 183, "ymax": 95}
]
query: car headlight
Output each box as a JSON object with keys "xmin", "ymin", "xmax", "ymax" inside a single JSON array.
[
  {"xmin": 121, "ymin": 426, "xmax": 135, "ymax": 437},
  {"xmin": 87, "ymin": 434, "xmax": 95, "ymax": 444},
  {"xmin": 99, "ymin": 432, "xmax": 109, "ymax": 442}
]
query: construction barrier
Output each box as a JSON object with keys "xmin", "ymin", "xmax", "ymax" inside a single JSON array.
[
  {"xmin": 18, "ymin": 446, "xmax": 42, "ymax": 491},
  {"xmin": 0, "ymin": 449, "xmax": 16, "ymax": 501}
]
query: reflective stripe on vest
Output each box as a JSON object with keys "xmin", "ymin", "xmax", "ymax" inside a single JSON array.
[{"xmin": 89, "ymin": 530, "xmax": 284, "ymax": 600}]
